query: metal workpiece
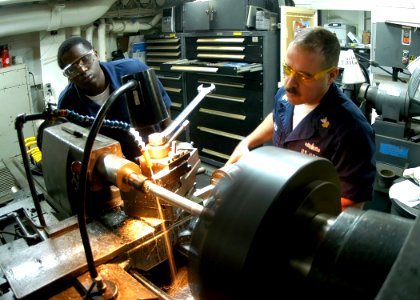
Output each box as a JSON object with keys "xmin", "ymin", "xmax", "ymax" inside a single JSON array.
[
  {"xmin": 95, "ymin": 153, "xmax": 142, "ymax": 192},
  {"xmin": 142, "ymin": 179, "xmax": 204, "ymax": 217}
]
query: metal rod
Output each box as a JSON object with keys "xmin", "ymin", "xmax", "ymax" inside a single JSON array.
[
  {"xmin": 130, "ymin": 270, "xmax": 174, "ymax": 300},
  {"xmin": 128, "ymin": 174, "xmax": 204, "ymax": 217}
]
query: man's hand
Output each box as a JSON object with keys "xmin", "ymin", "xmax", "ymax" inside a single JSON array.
[{"xmin": 225, "ymin": 141, "xmax": 250, "ymax": 166}]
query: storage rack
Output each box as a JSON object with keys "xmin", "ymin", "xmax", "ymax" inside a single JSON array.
[{"xmin": 160, "ymin": 31, "xmax": 279, "ymax": 167}]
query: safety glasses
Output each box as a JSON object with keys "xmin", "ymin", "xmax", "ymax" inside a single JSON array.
[
  {"xmin": 283, "ymin": 63, "xmax": 335, "ymax": 82},
  {"xmin": 62, "ymin": 50, "xmax": 95, "ymax": 78}
]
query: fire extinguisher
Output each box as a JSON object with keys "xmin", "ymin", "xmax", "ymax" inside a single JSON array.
[{"xmin": 1, "ymin": 44, "xmax": 11, "ymax": 67}]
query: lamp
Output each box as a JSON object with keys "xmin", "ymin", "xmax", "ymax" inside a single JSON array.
[{"xmin": 338, "ymin": 49, "xmax": 367, "ymax": 84}]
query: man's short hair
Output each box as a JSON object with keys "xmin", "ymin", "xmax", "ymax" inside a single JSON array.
[
  {"xmin": 57, "ymin": 36, "xmax": 93, "ymax": 69},
  {"xmin": 292, "ymin": 26, "xmax": 341, "ymax": 68}
]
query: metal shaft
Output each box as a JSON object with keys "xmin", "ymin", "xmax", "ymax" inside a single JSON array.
[{"xmin": 128, "ymin": 173, "xmax": 204, "ymax": 216}]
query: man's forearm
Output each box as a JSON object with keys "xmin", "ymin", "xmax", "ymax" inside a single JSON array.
[{"xmin": 244, "ymin": 112, "xmax": 274, "ymax": 149}]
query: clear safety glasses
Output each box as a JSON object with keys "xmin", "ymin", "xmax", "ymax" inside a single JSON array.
[{"xmin": 62, "ymin": 50, "xmax": 95, "ymax": 78}]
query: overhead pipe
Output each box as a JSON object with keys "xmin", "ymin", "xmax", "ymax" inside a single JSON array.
[
  {"xmin": 0, "ymin": 0, "xmax": 118, "ymax": 38},
  {"xmin": 71, "ymin": 26, "xmax": 81, "ymax": 37},
  {"xmin": 107, "ymin": 13, "xmax": 163, "ymax": 33}
]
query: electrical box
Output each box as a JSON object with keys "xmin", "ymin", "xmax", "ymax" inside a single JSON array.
[
  {"xmin": 373, "ymin": 22, "xmax": 420, "ymax": 69},
  {"xmin": 324, "ymin": 23, "xmax": 357, "ymax": 47},
  {"xmin": 182, "ymin": 0, "xmax": 276, "ymax": 31},
  {"xmin": 0, "ymin": 64, "xmax": 35, "ymax": 160}
]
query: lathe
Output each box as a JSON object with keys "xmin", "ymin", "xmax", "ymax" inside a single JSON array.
[{"xmin": 1, "ymin": 69, "xmax": 420, "ymax": 299}]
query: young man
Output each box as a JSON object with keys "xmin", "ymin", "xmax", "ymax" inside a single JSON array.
[
  {"xmin": 226, "ymin": 27, "xmax": 376, "ymax": 210},
  {"xmin": 56, "ymin": 36, "xmax": 172, "ymax": 161}
]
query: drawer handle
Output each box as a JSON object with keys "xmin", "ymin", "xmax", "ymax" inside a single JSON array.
[
  {"xmin": 197, "ymin": 46, "xmax": 245, "ymax": 52},
  {"xmin": 202, "ymin": 148, "xmax": 230, "ymax": 160},
  {"xmin": 164, "ymin": 86, "xmax": 182, "ymax": 93},
  {"xmin": 198, "ymin": 80, "xmax": 244, "ymax": 88},
  {"xmin": 147, "ymin": 38, "xmax": 180, "ymax": 43},
  {"xmin": 170, "ymin": 66, "xmax": 218, "ymax": 73},
  {"xmin": 206, "ymin": 94, "xmax": 246, "ymax": 103},
  {"xmin": 158, "ymin": 75, "xmax": 182, "ymax": 80},
  {"xmin": 199, "ymin": 108, "xmax": 246, "ymax": 120},
  {"xmin": 147, "ymin": 51, "xmax": 181, "ymax": 57},
  {"xmin": 197, "ymin": 53, "xmax": 245, "ymax": 60},
  {"xmin": 196, "ymin": 38, "xmax": 245, "ymax": 43},
  {"xmin": 198, "ymin": 126, "xmax": 244, "ymax": 141},
  {"xmin": 147, "ymin": 58, "xmax": 177, "ymax": 63},
  {"xmin": 171, "ymin": 102, "xmax": 182, "ymax": 108},
  {"xmin": 147, "ymin": 45, "xmax": 180, "ymax": 50}
]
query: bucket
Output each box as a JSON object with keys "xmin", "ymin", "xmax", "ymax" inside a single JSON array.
[{"xmin": 132, "ymin": 42, "xmax": 146, "ymax": 63}]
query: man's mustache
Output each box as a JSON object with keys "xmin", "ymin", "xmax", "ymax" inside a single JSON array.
[{"xmin": 285, "ymin": 86, "xmax": 298, "ymax": 94}]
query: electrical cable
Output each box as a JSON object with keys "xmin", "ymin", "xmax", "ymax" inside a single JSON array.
[{"xmin": 354, "ymin": 52, "xmax": 407, "ymax": 83}]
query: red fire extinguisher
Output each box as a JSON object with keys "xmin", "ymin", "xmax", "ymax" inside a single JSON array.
[{"xmin": 1, "ymin": 44, "xmax": 11, "ymax": 67}]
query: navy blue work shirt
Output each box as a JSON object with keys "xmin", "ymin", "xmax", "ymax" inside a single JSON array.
[
  {"xmin": 57, "ymin": 59, "xmax": 172, "ymax": 161},
  {"xmin": 272, "ymin": 83, "xmax": 376, "ymax": 203}
]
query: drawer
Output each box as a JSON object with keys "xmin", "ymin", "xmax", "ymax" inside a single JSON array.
[
  {"xmin": 156, "ymin": 72, "xmax": 183, "ymax": 89},
  {"xmin": 187, "ymin": 72, "xmax": 263, "ymax": 93},
  {"xmin": 189, "ymin": 109, "xmax": 262, "ymax": 137},
  {"xmin": 184, "ymin": 35, "xmax": 264, "ymax": 63},
  {"xmin": 145, "ymin": 34, "xmax": 182, "ymax": 70},
  {"xmin": 169, "ymin": 94, "xmax": 185, "ymax": 110},
  {"xmin": 189, "ymin": 129, "xmax": 242, "ymax": 164},
  {"xmin": 197, "ymin": 94, "xmax": 263, "ymax": 118}
]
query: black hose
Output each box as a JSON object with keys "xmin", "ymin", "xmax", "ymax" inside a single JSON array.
[
  {"xmin": 77, "ymin": 79, "xmax": 138, "ymax": 288},
  {"xmin": 15, "ymin": 113, "xmax": 47, "ymax": 227}
]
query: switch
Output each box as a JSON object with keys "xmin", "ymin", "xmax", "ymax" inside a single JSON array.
[
  {"xmin": 401, "ymin": 27, "xmax": 411, "ymax": 45},
  {"xmin": 402, "ymin": 50, "xmax": 409, "ymax": 65}
]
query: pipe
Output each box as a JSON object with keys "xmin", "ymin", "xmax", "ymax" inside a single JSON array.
[
  {"xmin": 97, "ymin": 19, "xmax": 107, "ymax": 61},
  {"xmin": 149, "ymin": 13, "xmax": 163, "ymax": 27},
  {"xmin": 0, "ymin": 0, "xmax": 118, "ymax": 38},
  {"xmin": 108, "ymin": 20, "xmax": 153, "ymax": 33},
  {"xmin": 71, "ymin": 26, "xmax": 81, "ymax": 36},
  {"xmin": 85, "ymin": 25, "xmax": 96, "ymax": 46}
]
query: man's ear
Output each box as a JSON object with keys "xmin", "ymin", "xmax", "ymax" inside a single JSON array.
[{"xmin": 328, "ymin": 67, "xmax": 339, "ymax": 84}]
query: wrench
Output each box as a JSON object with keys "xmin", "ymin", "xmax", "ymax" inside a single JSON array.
[{"xmin": 149, "ymin": 83, "xmax": 216, "ymax": 146}]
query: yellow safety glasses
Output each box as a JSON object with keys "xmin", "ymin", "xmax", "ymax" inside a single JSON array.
[{"xmin": 283, "ymin": 63, "xmax": 335, "ymax": 82}]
